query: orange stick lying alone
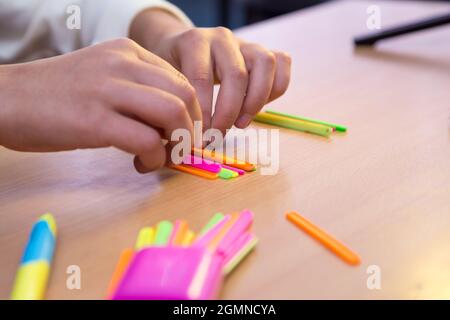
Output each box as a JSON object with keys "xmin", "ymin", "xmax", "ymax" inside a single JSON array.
[{"xmin": 286, "ymin": 211, "xmax": 360, "ymax": 266}]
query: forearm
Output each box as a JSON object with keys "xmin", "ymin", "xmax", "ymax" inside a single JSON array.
[
  {"xmin": 0, "ymin": 66, "xmax": 6, "ymax": 147},
  {"xmin": 0, "ymin": 64, "xmax": 19, "ymax": 148}
]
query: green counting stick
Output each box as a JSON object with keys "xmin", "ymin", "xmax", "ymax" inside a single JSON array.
[
  {"xmin": 254, "ymin": 112, "xmax": 332, "ymax": 137},
  {"xmin": 153, "ymin": 220, "xmax": 173, "ymax": 246},
  {"xmin": 219, "ymin": 168, "xmax": 238, "ymax": 180},
  {"xmin": 200, "ymin": 213, "xmax": 224, "ymax": 235},
  {"xmin": 266, "ymin": 109, "xmax": 347, "ymax": 132},
  {"xmin": 224, "ymin": 236, "xmax": 258, "ymax": 275}
]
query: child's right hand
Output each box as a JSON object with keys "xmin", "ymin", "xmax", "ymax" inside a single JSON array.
[{"xmin": 0, "ymin": 39, "xmax": 202, "ymax": 173}]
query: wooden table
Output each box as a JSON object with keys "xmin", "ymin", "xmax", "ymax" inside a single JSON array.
[{"xmin": 1, "ymin": 0, "xmax": 449, "ymax": 299}]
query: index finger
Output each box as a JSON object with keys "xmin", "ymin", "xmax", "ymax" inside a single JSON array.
[
  {"xmin": 210, "ymin": 35, "xmax": 249, "ymax": 134},
  {"xmin": 177, "ymin": 39, "xmax": 214, "ymax": 132}
]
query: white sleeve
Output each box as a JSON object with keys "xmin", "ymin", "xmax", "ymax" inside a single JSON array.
[{"xmin": 0, "ymin": 0, "xmax": 192, "ymax": 63}]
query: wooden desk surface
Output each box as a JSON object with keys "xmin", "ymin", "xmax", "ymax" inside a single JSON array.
[{"xmin": 1, "ymin": 0, "xmax": 450, "ymax": 299}]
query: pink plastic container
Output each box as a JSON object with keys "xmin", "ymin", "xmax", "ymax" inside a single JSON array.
[{"xmin": 112, "ymin": 247, "xmax": 224, "ymax": 300}]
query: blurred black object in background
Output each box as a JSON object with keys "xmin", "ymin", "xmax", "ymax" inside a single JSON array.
[
  {"xmin": 239, "ymin": 0, "xmax": 330, "ymax": 26},
  {"xmin": 169, "ymin": 0, "xmax": 450, "ymax": 30},
  {"xmin": 354, "ymin": 12, "xmax": 450, "ymax": 45},
  {"xmin": 169, "ymin": 0, "xmax": 331, "ymax": 28}
]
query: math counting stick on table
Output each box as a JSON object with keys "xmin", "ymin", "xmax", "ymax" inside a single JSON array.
[
  {"xmin": 194, "ymin": 215, "xmax": 230, "ymax": 247},
  {"xmin": 266, "ymin": 109, "xmax": 347, "ymax": 132},
  {"xmin": 223, "ymin": 232, "xmax": 253, "ymax": 264},
  {"xmin": 254, "ymin": 112, "xmax": 333, "ymax": 137},
  {"xmin": 192, "ymin": 148, "xmax": 256, "ymax": 172},
  {"xmin": 135, "ymin": 227, "xmax": 155, "ymax": 250},
  {"xmin": 106, "ymin": 248, "xmax": 134, "ymax": 298},
  {"xmin": 199, "ymin": 213, "xmax": 225, "ymax": 235},
  {"xmin": 169, "ymin": 220, "xmax": 188, "ymax": 246},
  {"xmin": 183, "ymin": 155, "xmax": 222, "ymax": 173},
  {"xmin": 224, "ymin": 234, "xmax": 258, "ymax": 275},
  {"xmin": 216, "ymin": 210, "xmax": 253, "ymax": 255},
  {"xmin": 170, "ymin": 164, "xmax": 219, "ymax": 179},
  {"xmin": 219, "ymin": 168, "xmax": 239, "ymax": 180},
  {"xmin": 286, "ymin": 212, "xmax": 360, "ymax": 266},
  {"xmin": 153, "ymin": 221, "xmax": 174, "ymax": 246},
  {"xmin": 181, "ymin": 230, "xmax": 196, "ymax": 246},
  {"xmin": 220, "ymin": 164, "xmax": 245, "ymax": 175},
  {"xmin": 208, "ymin": 213, "xmax": 240, "ymax": 251}
]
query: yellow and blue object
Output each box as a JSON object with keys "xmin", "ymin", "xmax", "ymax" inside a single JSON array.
[{"xmin": 11, "ymin": 213, "xmax": 57, "ymax": 300}]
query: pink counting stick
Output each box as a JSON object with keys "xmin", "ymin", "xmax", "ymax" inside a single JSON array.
[
  {"xmin": 216, "ymin": 210, "xmax": 253, "ymax": 255},
  {"xmin": 220, "ymin": 164, "xmax": 245, "ymax": 175},
  {"xmin": 223, "ymin": 232, "xmax": 253, "ymax": 265},
  {"xmin": 183, "ymin": 155, "xmax": 221, "ymax": 173},
  {"xmin": 194, "ymin": 215, "xmax": 231, "ymax": 248}
]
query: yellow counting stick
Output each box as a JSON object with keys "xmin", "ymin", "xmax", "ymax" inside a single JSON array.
[
  {"xmin": 266, "ymin": 109, "xmax": 347, "ymax": 132},
  {"xmin": 181, "ymin": 230, "xmax": 196, "ymax": 246},
  {"xmin": 135, "ymin": 227, "xmax": 155, "ymax": 250},
  {"xmin": 254, "ymin": 112, "xmax": 333, "ymax": 137}
]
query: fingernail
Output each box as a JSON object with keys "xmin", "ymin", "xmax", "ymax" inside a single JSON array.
[
  {"xmin": 133, "ymin": 156, "xmax": 147, "ymax": 174},
  {"xmin": 236, "ymin": 114, "xmax": 253, "ymax": 128}
]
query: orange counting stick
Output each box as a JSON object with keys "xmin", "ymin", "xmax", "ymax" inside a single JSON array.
[
  {"xmin": 208, "ymin": 213, "xmax": 240, "ymax": 251},
  {"xmin": 106, "ymin": 248, "xmax": 134, "ymax": 298},
  {"xmin": 286, "ymin": 212, "xmax": 360, "ymax": 266},
  {"xmin": 170, "ymin": 164, "xmax": 219, "ymax": 179},
  {"xmin": 170, "ymin": 220, "xmax": 188, "ymax": 246},
  {"xmin": 192, "ymin": 148, "xmax": 256, "ymax": 172},
  {"xmin": 181, "ymin": 230, "xmax": 196, "ymax": 246}
]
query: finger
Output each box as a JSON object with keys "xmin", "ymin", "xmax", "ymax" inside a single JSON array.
[
  {"xmin": 104, "ymin": 79, "xmax": 193, "ymax": 142},
  {"xmin": 127, "ymin": 60, "xmax": 202, "ymax": 124},
  {"xmin": 128, "ymin": 39, "xmax": 203, "ymax": 118},
  {"xmin": 130, "ymin": 38, "xmax": 183, "ymax": 74},
  {"xmin": 268, "ymin": 51, "xmax": 292, "ymax": 102},
  {"xmin": 177, "ymin": 38, "xmax": 214, "ymax": 131},
  {"xmin": 105, "ymin": 38, "xmax": 178, "ymax": 73},
  {"xmin": 235, "ymin": 44, "xmax": 276, "ymax": 128},
  {"xmin": 210, "ymin": 28, "xmax": 249, "ymax": 134},
  {"xmin": 98, "ymin": 112, "xmax": 166, "ymax": 173}
]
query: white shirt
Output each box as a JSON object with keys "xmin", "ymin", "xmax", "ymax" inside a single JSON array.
[{"xmin": 0, "ymin": 0, "xmax": 191, "ymax": 63}]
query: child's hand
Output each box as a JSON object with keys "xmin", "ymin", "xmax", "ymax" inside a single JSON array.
[
  {"xmin": 131, "ymin": 9, "xmax": 292, "ymax": 134},
  {"xmin": 0, "ymin": 39, "xmax": 202, "ymax": 173}
]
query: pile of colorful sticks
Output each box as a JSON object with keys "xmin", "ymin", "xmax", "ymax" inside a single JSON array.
[
  {"xmin": 170, "ymin": 148, "xmax": 256, "ymax": 180},
  {"xmin": 107, "ymin": 210, "xmax": 258, "ymax": 299}
]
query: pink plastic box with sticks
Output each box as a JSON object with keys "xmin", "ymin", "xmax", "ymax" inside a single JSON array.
[
  {"xmin": 113, "ymin": 247, "xmax": 224, "ymax": 300},
  {"xmin": 111, "ymin": 210, "xmax": 256, "ymax": 300}
]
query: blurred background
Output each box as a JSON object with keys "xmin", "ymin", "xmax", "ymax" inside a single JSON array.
[
  {"xmin": 169, "ymin": 0, "xmax": 331, "ymax": 28},
  {"xmin": 169, "ymin": 0, "xmax": 450, "ymax": 29}
]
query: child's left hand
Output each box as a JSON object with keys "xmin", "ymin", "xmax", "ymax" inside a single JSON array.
[{"xmin": 130, "ymin": 9, "xmax": 291, "ymax": 134}]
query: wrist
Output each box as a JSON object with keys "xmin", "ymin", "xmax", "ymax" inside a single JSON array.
[{"xmin": 130, "ymin": 8, "xmax": 191, "ymax": 53}]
